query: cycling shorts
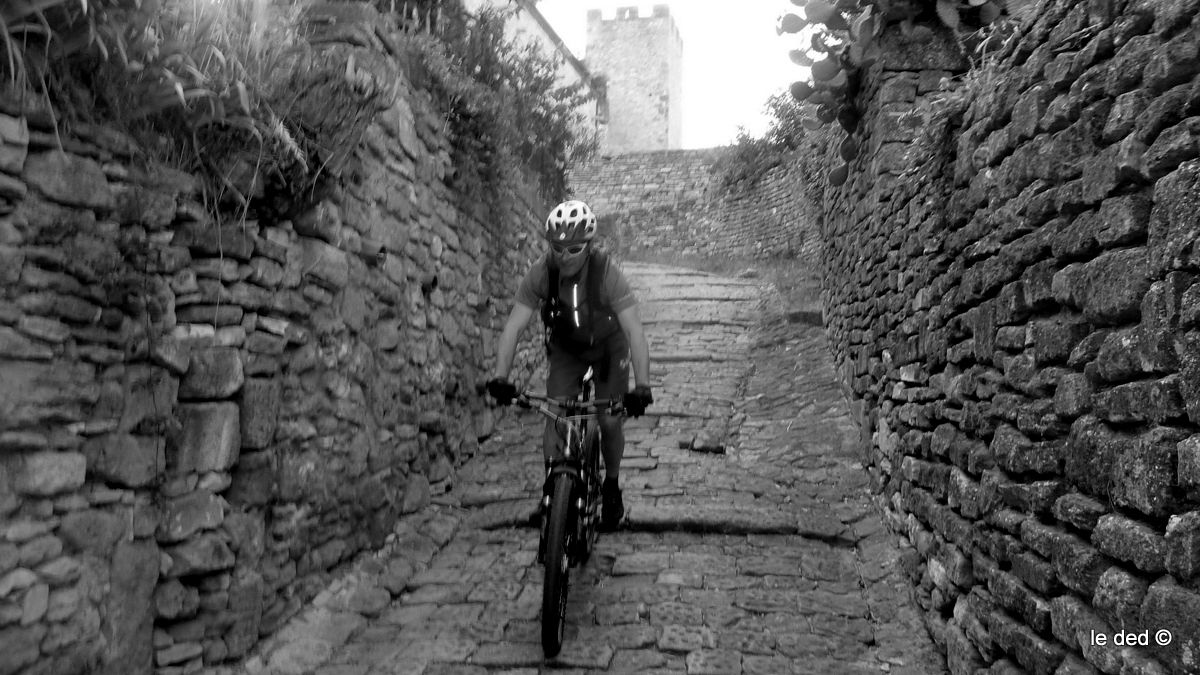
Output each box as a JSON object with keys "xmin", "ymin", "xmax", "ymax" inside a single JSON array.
[{"xmin": 546, "ymin": 335, "xmax": 630, "ymax": 402}]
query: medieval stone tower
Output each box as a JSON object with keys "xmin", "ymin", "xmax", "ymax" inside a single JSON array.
[{"xmin": 585, "ymin": 5, "xmax": 683, "ymax": 154}]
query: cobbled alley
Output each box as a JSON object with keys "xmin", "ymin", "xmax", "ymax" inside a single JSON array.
[{"xmin": 211, "ymin": 262, "xmax": 945, "ymax": 675}]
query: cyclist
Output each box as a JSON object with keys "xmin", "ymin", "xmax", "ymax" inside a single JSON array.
[{"xmin": 487, "ymin": 199, "xmax": 653, "ymax": 531}]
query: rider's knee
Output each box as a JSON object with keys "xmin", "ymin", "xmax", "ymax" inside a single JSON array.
[{"xmin": 598, "ymin": 413, "xmax": 622, "ymax": 434}]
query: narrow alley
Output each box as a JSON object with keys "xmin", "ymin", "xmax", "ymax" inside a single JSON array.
[{"xmin": 212, "ymin": 262, "xmax": 944, "ymax": 675}]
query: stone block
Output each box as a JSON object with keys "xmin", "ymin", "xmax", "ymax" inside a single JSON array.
[
  {"xmin": 1179, "ymin": 330, "xmax": 1200, "ymax": 423},
  {"xmin": 118, "ymin": 364, "xmax": 179, "ymax": 434},
  {"xmin": 175, "ymin": 304, "xmax": 243, "ymax": 327},
  {"xmin": 0, "ymin": 324, "xmax": 52, "ymax": 360},
  {"xmin": 58, "ymin": 509, "xmax": 126, "ymax": 555},
  {"xmin": 998, "ymin": 479, "xmax": 1065, "ymax": 515},
  {"xmin": 83, "ymin": 434, "xmax": 165, "ymax": 488},
  {"xmin": 1092, "ymin": 375, "xmax": 1185, "ymax": 424},
  {"xmin": 179, "ymin": 347, "xmax": 244, "ymax": 400},
  {"xmin": 1165, "ymin": 512, "xmax": 1200, "ymax": 580},
  {"xmin": 239, "ymin": 378, "xmax": 280, "ymax": 450},
  {"xmin": 0, "ymin": 113, "xmax": 28, "ymax": 173},
  {"xmin": 98, "ymin": 540, "xmax": 153, "ymax": 675},
  {"xmin": 227, "ymin": 282, "xmax": 274, "ymax": 312},
  {"xmin": 224, "ymin": 572, "xmax": 263, "ymax": 657},
  {"xmin": 11, "ymin": 451, "xmax": 86, "ymax": 496},
  {"xmin": 0, "ymin": 624, "xmax": 45, "ymax": 673},
  {"xmin": 992, "ymin": 424, "xmax": 1060, "ymax": 475},
  {"xmin": 175, "ymin": 403, "xmax": 240, "ymax": 475},
  {"xmin": 1145, "ymin": 116, "xmax": 1200, "ymax": 179},
  {"xmin": 0, "ymin": 360, "xmax": 96, "ymax": 428},
  {"xmin": 1054, "ymin": 373, "xmax": 1093, "ymax": 418},
  {"xmin": 158, "ymin": 490, "xmax": 225, "ymax": 543},
  {"xmin": 248, "ymin": 256, "xmax": 284, "ymax": 288},
  {"xmin": 1010, "ymin": 550, "xmax": 1059, "ymax": 596},
  {"xmin": 1054, "ymin": 248, "xmax": 1153, "ymax": 325},
  {"xmin": 1093, "ymin": 565, "xmax": 1147, "ymax": 632},
  {"xmin": 23, "ymin": 151, "xmax": 112, "ymax": 210},
  {"xmin": 1091, "ymin": 514, "xmax": 1166, "ymax": 573},
  {"xmin": 224, "ymin": 511, "xmax": 265, "ymax": 566},
  {"xmin": 171, "ymin": 221, "xmax": 254, "ymax": 261},
  {"xmin": 293, "ymin": 200, "xmax": 342, "ymax": 244},
  {"xmin": 299, "ymin": 238, "xmax": 349, "ymax": 290},
  {"xmin": 1178, "ymin": 434, "xmax": 1200, "ymax": 487},
  {"xmin": 989, "ymin": 608, "xmax": 1068, "ymax": 674},
  {"xmin": 153, "ymin": 578, "xmax": 199, "ymax": 620},
  {"xmin": 1140, "ymin": 577, "xmax": 1200, "ymax": 672},
  {"xmin": 1113, "ymin": 426, "xmax": 1188, "ymax": 517},
  {"xmin": 1096, "ymin": 326, "xmax": 1175, "ymax": 382},
  {"xmin": 945, "ymin": 618, "xmax": 986, "ymax": 674},
  {"xmin": 0, "ymin": 171, "xmax": 24, "ymax": 201},
  {"xmin": 227, "ymin": 450, "xmax": 275, "ymax": 507},
  {"xmin": 245, "ymin": 331, "xmax": 287, "ymax": 355},
  {"xmin": 1052, "ymin": 492, "xmax": 1107, "ymax": 531},
  {"xmin": 1030, "ymin": 317, "xmax": 1091, "ymax": 365},
  {"xmin": 1053, "ymin": 535, "xmax": 1111, "ymax": 598},
  {"xmin": 163, "ymin": 533, "xmax": 235, "ymax": 577},
  {"xmin": 150, "ymin": 337, "xmax": 191, "ymax": 375},
  {"xmin": 1052, "ymin": 594, "xmax": 1123, "ymax": 671},
  {"xmin": 1149, "ymin": 159, "xmax": 1200, "ymax": 275},
  {"xmin": 1065, "ymin": 415, "xmax": 1132, "ymax": 500}
]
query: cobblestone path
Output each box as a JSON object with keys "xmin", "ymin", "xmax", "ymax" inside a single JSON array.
[{"xmin": 214, "ymin": 263, "xmax": 945, "ymax": 675}]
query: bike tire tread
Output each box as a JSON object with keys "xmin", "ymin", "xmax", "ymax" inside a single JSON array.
[{"xmin": 541, "ymin": 472, "xmax": 575, "ymax": 658}]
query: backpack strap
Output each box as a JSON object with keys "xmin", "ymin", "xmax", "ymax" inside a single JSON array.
[
  {"xmin": 542, "ymin": 258, "xmax": 560, "ymax": 353},
  {"xmin": 588, "ymin": 250, "xmax": 607, "ymax": 321}
]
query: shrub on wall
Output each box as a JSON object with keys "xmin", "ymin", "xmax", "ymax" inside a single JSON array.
[
  {"xmin": 389, "ymin": 0, "xmax": 597, "ymax": 204},
  {"xmin": 777, "ymin": 0, "xmax": 1040, "ymax": 186},
  {"xmin": 712, "ymin": 90, "xmax": 834, "ymax": 217},
  {"xmin": 1, "ymin": 0, "xmax": 369, "ymax": 213}
]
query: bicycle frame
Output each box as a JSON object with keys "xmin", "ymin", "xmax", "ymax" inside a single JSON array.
[{"xmin": 513, "ymin": 386, "xmax": 623, "ymax": 658}]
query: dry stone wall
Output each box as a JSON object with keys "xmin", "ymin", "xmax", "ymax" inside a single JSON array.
[
  {"xmin": 817, "ymin": 2, "xmax": 1200, "ymax": 673},
  {"xmin": 570, "ymin": 149, "xmax": 821, "ymax": 264},
  {"xmin": 0, "ymin": 5, "xmax": 546, "ymax": 674}
]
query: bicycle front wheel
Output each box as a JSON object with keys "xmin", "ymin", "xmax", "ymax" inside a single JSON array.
[{"xmin": 541, "ymin": 472, "xmax": 575, "ymax": 658}]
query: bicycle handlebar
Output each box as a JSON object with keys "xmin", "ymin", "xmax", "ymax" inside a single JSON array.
[{"xmin": 515, "ymin": 391, "xmax": 625, "ymax": 418}]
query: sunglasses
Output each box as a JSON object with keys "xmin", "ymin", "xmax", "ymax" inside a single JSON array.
[{"xmin": 551, "ymin": 242, "xmax": 588, "ymax": 257}]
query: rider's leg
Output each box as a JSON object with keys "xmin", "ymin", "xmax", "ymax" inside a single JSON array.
[
  {"xmin": 545, "ymin": 344, "xmax": 586, "ymax": 464},
  {"xmin": 595, "ymin": 340, "xmax": 631, "ymax": 530},
  {"xmin": 598, "ymin": 413, "xmax": 623, "ymax": 481}
]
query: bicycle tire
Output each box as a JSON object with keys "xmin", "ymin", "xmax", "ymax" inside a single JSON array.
[
  {"xmin": 541, "ymin": 471, "xmax": 575, "ymax": 658},
  {"xmin": 577, "ymin": 423, "xmax": 602, "ymax": 562}
]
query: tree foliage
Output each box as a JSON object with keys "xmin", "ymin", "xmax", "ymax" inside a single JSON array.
[
  {"xmin": 388, "ymin": 0, "xmax": 598, "ymax": 203},
  {"xmin": 713, "ymin": 90, "xmax": 831, "ymax": 196}
]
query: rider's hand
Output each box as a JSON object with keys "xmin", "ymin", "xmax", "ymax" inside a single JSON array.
[
  {"xmin": 623, "ymin": 385, "xmax": 653, "ymax": 418},
  {"xmin": 486, "ymin": 378, "xmax": 517, "ymax": 406}
]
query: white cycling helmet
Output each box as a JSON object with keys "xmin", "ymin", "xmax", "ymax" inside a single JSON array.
[{"xmin": 544, "ymin": 200, "xmax": 598, "ymax": 243}]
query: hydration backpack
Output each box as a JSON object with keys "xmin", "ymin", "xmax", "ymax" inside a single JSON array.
[{"xmin": 540, "ymin": 250, "xmax": 622, "ymax": 353}]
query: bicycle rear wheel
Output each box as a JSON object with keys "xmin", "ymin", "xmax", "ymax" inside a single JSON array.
[{"xmin": 541, "ymin": 472, "xmax": 575, "ymax": 658}]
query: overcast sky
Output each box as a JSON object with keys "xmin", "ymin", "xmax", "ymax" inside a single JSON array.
[{"xmin": 533, "ymin": 0, "xmax": 801, "ymax": 149}]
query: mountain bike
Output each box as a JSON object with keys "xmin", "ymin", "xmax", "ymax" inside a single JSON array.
[{"xmin": 513, "ymin": 371, "xmax": 624, "ymax": 658}]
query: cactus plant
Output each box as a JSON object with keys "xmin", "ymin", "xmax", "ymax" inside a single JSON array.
[{"xmin": 782, "ymin": 0, "xmax": 1041, "ymax": 186}]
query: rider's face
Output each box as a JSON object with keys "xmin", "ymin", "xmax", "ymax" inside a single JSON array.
[{"xmin": 551, "ymin": 241, "xmax": 589, "ymax": 275}]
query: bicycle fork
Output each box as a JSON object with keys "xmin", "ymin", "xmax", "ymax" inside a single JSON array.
[{"xmin": 538, "ymin": 461, "xmax": 595, "ymax": 565}]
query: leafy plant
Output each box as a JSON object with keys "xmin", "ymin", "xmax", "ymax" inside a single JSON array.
[
  {"xmin": 392, "ymin": 1, "xmax": 597, "ymax": 203},
  {"xmin": 777, "ymin": 0, "xmax": 1039, "ymax": 187},
  {"xmin": 2, "ymin": 0, "xmax": 318, "ymax": 212},
  {"xmin": 713, "ymin": 90, "xmax": 826, "ymax": 193}
]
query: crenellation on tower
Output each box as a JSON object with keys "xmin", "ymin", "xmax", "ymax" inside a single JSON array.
[{"xmin": 585, "ymin": 4, "xmax": 683, "ymax": 154}]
